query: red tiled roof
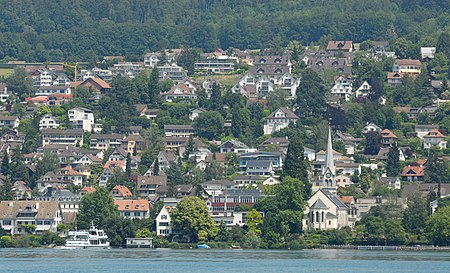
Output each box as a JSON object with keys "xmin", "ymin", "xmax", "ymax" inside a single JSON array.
[
  {"xmin": 402, "ymin": 166, "xmax": 425, "ymax": 176},
  {"xmin": 424, "ymin": 129, "xmax": 445, "ymax": 138},
  {"xmin": 381, "ymin": 129, "xmax": 398, "ymax": 139},
  {"xmin": 114, "ymin": 199, "xmax": 150, "ymax": 212},
  {"xmin": 81, "ymin": 186, "xmax": 96, "ymax": 193},
  {"xmin": 111, "ymin": 185, "xmax": 132, "ymax": 198},
  {"xmin": 104, "ymin": 160, "xmax": 125, "ymax": 169}
]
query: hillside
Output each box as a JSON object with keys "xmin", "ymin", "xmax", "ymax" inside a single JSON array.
[{"xmin": 0, "ymin": 0, "xmax": 449, "ymax": 61}]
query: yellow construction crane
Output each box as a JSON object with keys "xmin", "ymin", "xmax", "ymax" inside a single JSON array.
[{"xmin": 63, "ymin": 63, "xmax": 78, "ymax": 97}]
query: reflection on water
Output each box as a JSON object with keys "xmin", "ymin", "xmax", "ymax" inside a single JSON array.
[{"xmin": 1, "ymin": 248, "xmax": 450, "ymax": 273}]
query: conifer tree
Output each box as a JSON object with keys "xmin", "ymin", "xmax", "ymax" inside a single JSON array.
[
  {"xmin": 386, "ymin": 143, "xmax": 400, "ymax": 176},
  {"xmin": 283, "ymin": 135, "xmax": 308, "ymax": 182},
  {"xmin": 153, "ymin": 159, "xmax": 159, "ymax": 176},
  {"xmin": 1, "ymin": 150, "xmax": 9, "ymax": 176},
  {"xmin": 126, "ymin": 153, "xmax": 132, "ymax": 177}
]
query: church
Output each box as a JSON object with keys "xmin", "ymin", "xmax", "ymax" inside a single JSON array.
[{"xmin": 302, "ymin": 125, "xmax": 354, "ymax": 231}]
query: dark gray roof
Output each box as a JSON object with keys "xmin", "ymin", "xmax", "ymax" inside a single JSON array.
[
  {"xmin": 203, "ymin": 179, "xmax": 234, "ymax": 186},
  {"xmin": 322, "ymin": 190, "xmax": 348, "ymax": 209},
  {"xmin": 224, "ymin": 189, "xmax": 262, "ymax": 197},
  {"xmin": 247, "ymin": 160, "xmax": 272, "ymax": 168},
  {"xmin": 310, "ymin": 199, "xmax": 328, "ymax": 209}
]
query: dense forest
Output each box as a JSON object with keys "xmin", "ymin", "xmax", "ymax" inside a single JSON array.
[{"xmin": 0, "ymin": 0, "xmax": 450, "ymax": 61}]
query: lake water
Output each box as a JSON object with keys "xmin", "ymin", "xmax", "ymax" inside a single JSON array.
[{"xmin": 1, "ymin": 248, "xmax": 450, "ymax": 273}]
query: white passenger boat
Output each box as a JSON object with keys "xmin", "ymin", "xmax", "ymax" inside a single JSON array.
[{"xmin": 65, "ymin": 223, "xmax": 110, "ymax": 248}]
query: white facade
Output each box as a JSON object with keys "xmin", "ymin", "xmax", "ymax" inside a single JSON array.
[
  {"xmin": 330, "ymin": 76, "xmax": 353, "ymax": 102},
  {"xmin": 39, "ymin": 114, "xmax": 60, "ymax": 130},
  {"xmin": 68, "ymin": 107, "xmax": 95, "ymax": 132},
  {"xmin": 156, "ymin": 206, "xmax": 173, "ymax": 236}
]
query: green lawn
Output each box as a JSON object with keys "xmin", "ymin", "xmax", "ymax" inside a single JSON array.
[
  {"xmin": 192, "ymin": 74, "xmax": 242, "ymax": 87},
  {"xmin": 0, "ymin": 68, "xmax": 13, "ymax": 77}
]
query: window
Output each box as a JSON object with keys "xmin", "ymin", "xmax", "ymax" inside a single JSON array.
[
  {"xmin": 159, "ymin": 222, "xmax": 169, "ymax": 226},
  {"xmin": 161, "ymin": 215, "xmax": 168, "ymax": 220},
  {"xmin": 134, "ymin": 212, "xmax": 140, "ymax": 217},
  {"xmin": 2, "ymin": 220, "xmax": 11, "ymax": 225},
  {"xmin": 44, "ymin": 221, "xmax": 51, "ymax": 225}
]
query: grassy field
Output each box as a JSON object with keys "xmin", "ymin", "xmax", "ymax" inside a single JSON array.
[
  {"xmin": 0, "ymin": 68, "xmax": 13, "ymax": 77},
  {"xmin": 192, "ymin": 73, "xmax": 242, "ymax": 87}
]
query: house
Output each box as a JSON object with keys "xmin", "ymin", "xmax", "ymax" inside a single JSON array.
[
  {"xmin": 330, "ymin": 76, "xmax": 353, "ymax": 102},
  {"xmin": 421, "ymin": 47, "xmax": 436, "ymax": 61},
  {"xmin": 194, "ymin": 58, "xmax": 235, "ymax": 73},
  {"xmin": 387, "ymin": 72, "xmax": 405, "ymax": 86},
  {"xmin": 161, "ymin": 136, "xmax": 188, "ymax": 151},
  {"xmin": 208, "ymin": 189, "xmax": 263, "ymax": 212},
  {"xmin": 415, "ymin": 124, "xmax": 439, "ymax": 139},
  {"xmin": 79, "ymin": 77, "xmax": 111, "ymax": 93},
  {"xmin": 380, "ymin": 129, "xmax": 398, "ymax": 147},
  {"xmin": 303, "ymin": 189, "xmax": 351, "ymax": 231},
  {"xmin": 42, "ymin": 129, "xmax": 84, "ymax": 147},
  {"xmin": 263, "ymin": 107, "xmax": 299, "ymax": 135},
  {"xmin": 114, "ymin": 200, "xmax": 150, "ymax": 220},
  {"xmin": 89, "ymin": 134, "xmax": 125, "ymax": 151},
  {"xmin": 244, "ymin": 160, "xmax": 273, "ymax": 176},
  {"xmin": 31, "ymin": 69, "xmax": 54, "ymax": 87},
  {"xmin": 239, "ymin": 152, "xmax": 283, "ymax": 170},
  {"xmin": 156, "ymin": 206, "xmax": 173, "ymax": 236},
  {"xmin": 262, "ymin": 176, "xmax": 281, "ymax": 186},
  {"xmin": 68, "ymin": 107, "xmax": 95, "ymax": 132},
  {"xmin": 0, "ymin": 200, "xmax": 63, "ymax": 235},
  {"xmin": 35, "ymin": 172, "xmax": 68, "ymax": 189},
  {"xmin": 393, "ymin": 59, "xmax": 422, "ymax": 75},
  {"xmin": 334, "ymin": 131, "xmax": 362, "ymax": 155},
  {"xmin": 39, "ymin": 114, "xmax": 59, "ymax": 130},
  {"xmin": 162, "ymin": 83, "xmax": 197, "ymax": 102},
  {"xmin": 335, "ymin": 174, "xmax": 352, "ymax": 188},
  {"xmin": 232, "ymin": 175, "xmax": 264, "ymax": 189},
  {"xmin": 219, "ymin": 140, "xmax": 256, "ymax": 154},
  {"xmin": 1, "ymin": 130, "xmax": 25, "ymax": 144},
  {"xmin": 378, "ymin": 177, "xmax": 401, "ymax": 190},
  {"xmin": 34, "ymin": 187, "xmax": 81, "ymax": 214},
  {"xmin": 258, "ymin": 137, "xmax": 289, "ymax": 154},
  {"xmin": 122, "ymin": 135, "xmax": 145, "ymax": 155},
  {"xmin": 134, "ymin": 175, "xmax": 167, "ymax": 199},
  {"xmin": 164, "ymin": 125, "xmax": 195, "ymax": 138},
  {"xmin": 189, "ymin": 108, "xmax": 207, "ymax": 121},
  {"xmin": 326, "ymin": 41, "xmax": 354, "ymax": 52},
  {"xmin": 80, "ymin": 186, "xmax": 96, "ymax": 196},
  {"xmin": 202, "ymin": 180, "xmax": 235, "ymax": 196},
  {"xmin": 423, "ymin": 129, "xmax": 447, "ymax": 149},
  {"xmin": 111, "ymin": 185, "xmax": 133, "ymax": 200},
  {"xmin": 401, "ymin": 163, "xmax": 425, "ymax": 182},
  {"xmin": 0, "ymin": 116, "xmax": 20, "ymax": 130},
  {"xmin": 155, "ymin": 151, "xmax": 178, "ymax": 171},
  {"xmin": 58, "ymin": 166, "xmax": 83, "ymax": 186},
  {"xmin": 355, "ymin": 81, "xmax": 372, "ymax": 98},
  {"xmin": 36, "ymin": 85, "xmax": 71, "ymax": 96},
  {"xmin": 363, "ymin": 123, "xmax": 382, "ymax": 134},
  {"xmin": 109, "ymin": 62, "xmax": 143, "ymax": 78},
  {"xmin": 144, "ymin": 52, "xmax": 160, "ymax": 68},
  {"xmin": 158, "ymin": 63, "xmax": 187, "ymax": 81}
]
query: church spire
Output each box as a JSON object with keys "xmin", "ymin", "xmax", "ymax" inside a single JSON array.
[{"xmin": 325, "ymin": 122, "xmax": 335, "ymax": 175}]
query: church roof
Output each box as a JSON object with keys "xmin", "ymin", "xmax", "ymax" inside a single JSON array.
[{"xmin": 310, "ymin": 199, "xmax": 328, "ymax": 209}]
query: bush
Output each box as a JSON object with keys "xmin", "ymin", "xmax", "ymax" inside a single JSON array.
[
  {"xmin": 39, "ymin": 231, "xmax": 66, "ymax": 246},
  {"xmin": 0, "ymin": 236, "xmax": 13, "ymax": 248}
]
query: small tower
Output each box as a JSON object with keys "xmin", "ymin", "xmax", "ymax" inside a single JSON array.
[{"xmin": 322, "ymin": 123, "xmax": 336, "ymax": 190}]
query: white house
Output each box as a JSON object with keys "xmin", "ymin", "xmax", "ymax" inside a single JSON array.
[
  {"xmin": 156, "ymin": 206, "xmax": 173, "ymax": 236},
  {"xmin": 423, "ymin": 129, "xmax": 447, "ymax": 149},
  {"xmin": 0, "ymin": 201, "xmax": 63, "ymax": 235},
  {"xmin": 355, "ymin": 81, "xmax": 372, "ymax": 98},
  {"xmin": 68, "ymin": 107, "xmax": 95, "ymax": 132},
  {"xmin": 39, "ymin": 114, "xmax": 60, "ymax": 130},
  {"xmin": 0, "ymin": 116, "xmax": 20, "ymax": 130},
  {"xmin": 263, "ymin": 107, "xmax": 299, "ymax": 135},
  {"xmin": 363, "ymin": 122, "xmax": 382, "ymax": 134},
  {"xmin": 330, "ymin": 76, "xmax": 353, "ymax": 102}
]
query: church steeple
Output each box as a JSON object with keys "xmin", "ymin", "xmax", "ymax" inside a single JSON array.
[{"xmin": 324, "ymin": 123, "xmax": 335, "ymax": 175}]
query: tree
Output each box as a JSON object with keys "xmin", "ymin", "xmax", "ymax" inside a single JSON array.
[
  {"xmin": 276, "ymin": 176, "xmax": 306, "ymax": 211},
  {"xmin": 0, "ymin": 176, "xmax": 14, "ymax": 201},
  {"xmin": 135, "ymin": 228, "xmax": 152, "ymax": 238},
  {"xmin": 153, "ymin": 160, "xmax": 159, "ymax": 176},
  {"xmin": 183, "ymin": 135, "xmax": 195, "ymax": 160},
  {"xmin": 194, "ymin": 111, "xmax": 224, "ymax": 140},
  {"xmin": 425, "ymin": 206, "xmax": 450, "ymax": 246},
  {"xmin": 1, "ymin": 150, "xmax": 9, "ymax": 176},
  {"xmin": 176, "ymin": 48, "xmax": 200, "ymax": 75},
  {"xmin": 386, "ymin": 143, "xmax": 400, "ymax": 177},
  {"xmin": 296, "ymin": 69, "xmax": 327, "ymax": 119},
  {"xmin": 171, "ymin": 196, "xmax": 217, "ymax": 242},
  {"xmin": 436, "ymin": 32, "xmax": 450, "ymax": 58},
  {"xmin": 402, "ymin": 193, "xmax": 428, "ymax": 234},
  {"xmin": 215, "ymin": 221, "xmax": 231, "ymax": 242},
  {"xmin": 31, "ymin": 153, "xmax": 59, "ymax": 188},
  {"xmin": 246, "ymin": 209, "xmax": 263, "ymax": 235},
  {"xmin": 77, "ymin": 187, "xmax": 118, "ymax": 229},
  {"xmin": 283, "ymin": 135, "xmax": 308, "ymax": 183},
  {"xmin": 363, "ymin": 131, "xmax": 381, "ymax": 155},
  {"xmin": 5, "ymin": 67, "xmax": 34, "ymax": 97},
  {"xmin": 209, "ymin": 83, "xmax": 223, "ymax": 112},
  {"xmin": 126, "ymin": 153, "xmax": 132, "ymax": 177},
  {"xmin": 147, "ymin": 67, "xmax": 160, "ymax": 105}
]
